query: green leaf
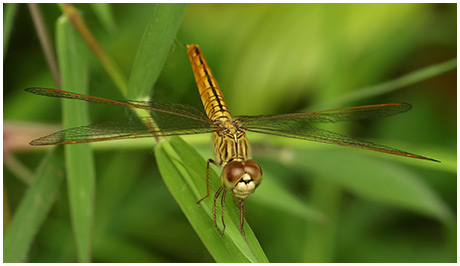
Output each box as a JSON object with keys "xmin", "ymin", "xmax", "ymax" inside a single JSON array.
[
  {"xmin": 56, "ymin": 16, "xmax": 96, "ymax": 262},
  {"xmin": 155, "ymin": 136, "xmax": 269, "ymax": 263},
  {"xmin": 292, "ymin": 148, "xmax": 452, "ymax": 223},
  {"xmin": 128, "ymin": 3, "xmax": 185, "ymax": 99},
  {"xmin": 4, "ymin": 147, "xmax": 65, "ymax": 263},
  {"xmin": 90, "ymin": 3, "xmax": 117, "ymax": 34},
  {"xmin": 312, "ymin": 58, "xmax": 457, "ymax": 109},
  {"xmin": 3, "ymin": 3, "xmax": 19, "ymax": 59}
]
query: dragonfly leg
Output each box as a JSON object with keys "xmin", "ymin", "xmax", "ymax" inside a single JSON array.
[
  {"xmin": 231, "ymin": 193, "xmax": 239, "ymax": 206},
  {"xmin": 238, "ymin": 199, "xmax": 246, "ymax": 237},
  {"xmin": 196, "ymin": 158, "xmax": 218, "ymax": 204},
  {"xmin": 212, "ymin": 187, "xmax": 225, "ymax": 236},
  {"xmin": 220, "ymin": 190, "xmax": 227, "ymax": 237}
]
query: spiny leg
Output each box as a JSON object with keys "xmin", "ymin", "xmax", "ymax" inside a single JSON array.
[
  {"xmin": 239, "ymin": 199, "xmax": 246, "ymax": 237},
  {"xmin": 212, "ymin": 187, "xmax": 224, "ymax": 236},
  {"xmin": 232, "ymin": 193, "xmax": 239, "ymax": 206},
  {"xmin": 220, "ymin": 190, "xmax": 227, "ymax": 237},
  {"xmin": 232, "ymin": 194, "xmax": 246, "ymax": 236},
  {"xmin": 197, "ymin": 158, "xmax": 218, "ymax": 204}
]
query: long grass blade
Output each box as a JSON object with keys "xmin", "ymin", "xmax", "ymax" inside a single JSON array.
[
  {"xmin": 312, "ymin": 58, "xmax": 457, "ymax": 109},
  {"xmin": 90, "ymin": 3, "xmax": 117, "ymax": 34},
  {"xmin": 294, "ymin": 148, "xmax": 452, "ymax": 223},
  {"xmin": 155, "ymin": 137, "xmax": 269, "ymax": 262},
  {"xmin": 56, "ymin": 15, "xmax": 96, "ymax": 262},
  {"xmin": 3, "ymin": 3, "xmax": 19, "ymax": 59},
  {"xmin": 127, "ymin": 3, "xmax": 185, "ymax": 99},
  {"xmin": 4, "ymin": 147, "xmax": 65, "ymax": 262}
]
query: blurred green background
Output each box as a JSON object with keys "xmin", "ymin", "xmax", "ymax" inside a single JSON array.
[{"xmin": 3, "ymin": 3, "xmax": 456, "ymax": 262}]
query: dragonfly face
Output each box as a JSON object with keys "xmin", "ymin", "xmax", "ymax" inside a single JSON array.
[
  {"xmin": 221, "ymin": 159, "xmax": 263, "ymax": 199},
  {"xmin": 26, "ymin": 44, "xmax": 438, "ymax": 238}
]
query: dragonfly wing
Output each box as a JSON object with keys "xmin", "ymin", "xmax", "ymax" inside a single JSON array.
[
  {"xmin": 30, "ymin": 115, "xmax": 216, "ymax": 145},
  {"xmin": 237, "ymin": 103, "xmax": 412, "ymax": 124},
  {"xmin": 26, "ymin": 87, "xmax": 217, "ymax": 145},
  {"xmin": 243, "ymin": 119, "xmax": 438, "ymax": 162},
  {"xmin": 25, "ymin": 87, "xmax": 210, "ymax": 122}
]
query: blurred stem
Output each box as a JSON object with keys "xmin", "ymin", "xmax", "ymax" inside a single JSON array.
[
  {"xmin": 4, "ymin": 152, "xmax": 34, "ymax": 186},
  {"xmin": 3, "ymin": 3, "xmax": 18, "ymax": 60},
  {"xmin": 303, "ymin": 178, "xmax": 340, "ymax": 262},
  {"xmin": 28, "ymin": 3, "xmax": 61, "ymax": 87},
  {"xmin": 311, "ymin": 58, "xmax": 457, "ymax": 110},
  {"xmin": 61, "ymin": 3, "xmax": 128, "ymax": 96}
]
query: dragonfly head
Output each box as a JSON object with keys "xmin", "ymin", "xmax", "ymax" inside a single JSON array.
[{"xmin": 221, "ymin": 159, "xmax": 263, "ymax": 199}]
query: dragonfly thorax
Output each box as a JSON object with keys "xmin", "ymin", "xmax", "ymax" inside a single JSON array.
[
  {"xmin": 213, "ymin": 117, "xmax": 241, "ymax": 135},
  {"xmin": 212, "ymin": 117, "xmax": 249, "ymax": 165}
]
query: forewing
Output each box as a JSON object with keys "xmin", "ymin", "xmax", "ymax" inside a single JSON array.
[
  {"xmin": 25, "ymin": 87, "xmax": 209, "ymax": 122},
  {"xmin": 237, "ymin": 103, "xmax": 412, "ymax": 124}
]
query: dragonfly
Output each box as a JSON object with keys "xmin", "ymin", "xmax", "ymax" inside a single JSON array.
[{"xmin": 26, "ymin": 44, "xmax": 438, "ymax": 237}]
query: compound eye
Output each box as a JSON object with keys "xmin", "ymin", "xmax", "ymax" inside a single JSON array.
[
  {"xmin": 222, "ymin": 161, "xmax": 245, "ymax": 182},
  {"xmin": 244, "ymin": 160, "xmax": 262, "ymax": 180}
]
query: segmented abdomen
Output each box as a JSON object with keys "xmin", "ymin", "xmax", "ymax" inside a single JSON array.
[{"xmin": 187, "ymin": 44, "xmax": 232, "ymax": 121}]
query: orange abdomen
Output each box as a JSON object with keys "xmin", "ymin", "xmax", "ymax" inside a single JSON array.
[{"xmin": 187, "ymin": 44, "xmax": 231, "ymax": 121}]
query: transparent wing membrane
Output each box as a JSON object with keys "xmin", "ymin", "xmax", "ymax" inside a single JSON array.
[
  {"xmin": 26, "ymin": 87, "xmax": 215, "ymax": 145},
  {"xmin": 25, "ymin": 87, "xmax": 210, "ymax": 122},
  {"xmin": 237, "ymin": 103, "xmax": 412, "ymax": 124},
  {"xmin": 26, "ymin": 88, "xmax": 437, "ymax": 162},
  {"xmin": 242, "ymin": 114, "xmax": 438, "ymax": 162},
  {"xmin": 30, "ymin": 116, "xmax": 216, "ymax": 145}
]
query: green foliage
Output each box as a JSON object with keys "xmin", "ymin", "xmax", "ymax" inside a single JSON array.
[
  {"xmin": 56, "ymin": 15, "xmax": 96, "ymax": 262},
  {"xmin": 3, "ymin": 3, "xmax": 19, "ymax": 58},
  {"xmin": 4, "ymin": 3, "xmax": 456, "ymax": 263},
  {"xmin": 90, "ymin": 3, "xmax": 117, "ymax": 34},
  {"xmin": 4, "ymin": 147, "xmax": 65, "ymax": 262},
  {"xmin": 127, "ymin": 3, "xmax": 185, "ymax": 99},
  {"xmin": 156, "ymin": 137, "xmax": 268, "ymax": 262},
  {"xmin": 293, "ymin": 148, "xmax": 452, "ymax": 222}
]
